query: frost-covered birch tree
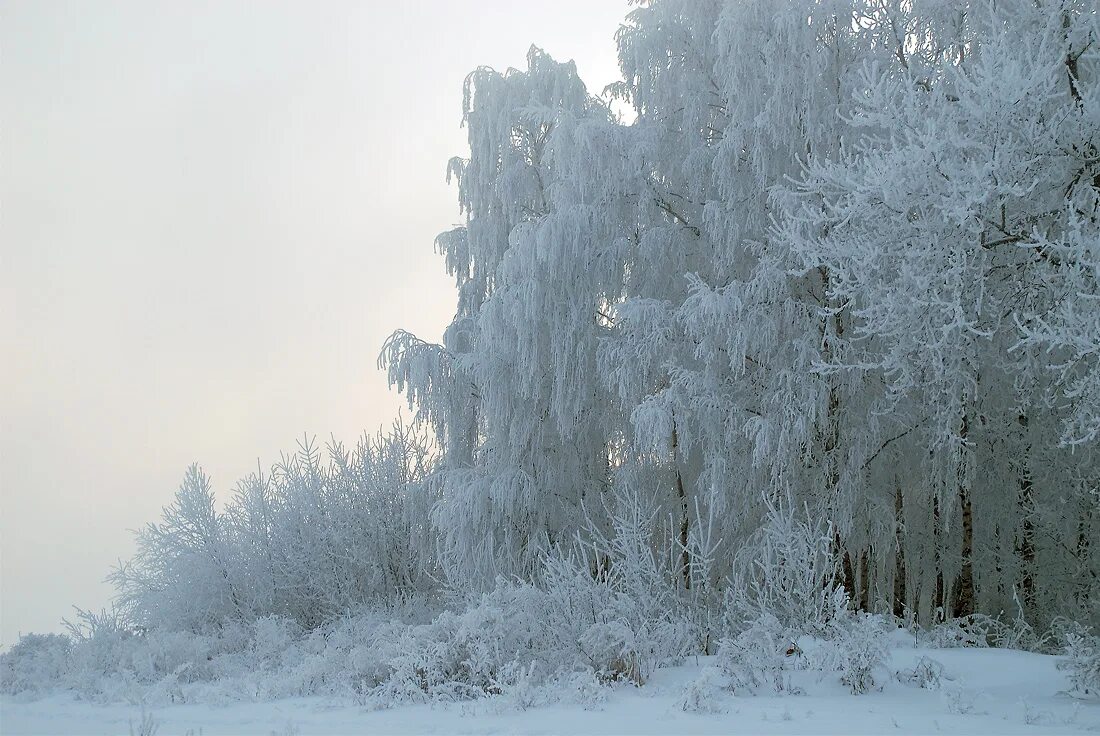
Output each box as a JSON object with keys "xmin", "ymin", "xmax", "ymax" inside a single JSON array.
[{"xmin": 384, "ymin": 0, "xmax": 1097, "ymax": 629}]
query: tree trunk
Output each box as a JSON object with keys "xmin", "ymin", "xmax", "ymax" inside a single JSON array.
[
  {"xmin": 671, "ymin": 421, "xmax": 691, "ymax": 591},
  {"xmin": 858, "ymin": 546, "xmax": 871, "ymax": 611},
  {"xmin": 952, "ymin": 414, "xmax": 975, "ymax": 618},
  {"xmin": 834, "ymin": 532, "xmax": 856, "ymax": 600},
  {"xmin": 952, "ymin": 488, "xmax": 975, "ymax": 618},
  {"xmin": 893, "ymin": 483, "xmax": 907, "ymax": 618},
  {"xmin": 1015, "ymin": 415, "xmax": 1036, "ymax": 615},
  {"xmin": 933, "ymin": 494, "xmax": 945, "ymax": 620}
]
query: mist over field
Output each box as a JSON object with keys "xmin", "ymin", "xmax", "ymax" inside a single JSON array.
[{"xmin": 0, "ymin": 0, "xmax": 624, "ymax": 650}]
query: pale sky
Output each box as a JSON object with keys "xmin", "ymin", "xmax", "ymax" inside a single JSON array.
[{"xmin": 0, "ymin": 0, "xmax": 627, "ymax": 647}]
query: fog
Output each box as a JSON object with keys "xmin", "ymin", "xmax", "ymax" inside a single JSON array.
[{"xmin": 0, "ymin": 0, "xmax": 626, "ymax": 647}]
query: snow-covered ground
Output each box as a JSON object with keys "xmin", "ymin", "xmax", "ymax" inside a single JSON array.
[{"xmin": 3, "ymin": 644, "xmax": 1096, "ymax": 735}]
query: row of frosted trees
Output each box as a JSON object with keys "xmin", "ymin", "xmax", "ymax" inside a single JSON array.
[
  {"xmin": 111, "ymin": 425, "xmax": 438, "ymax": 631},
  {"xmin": 117, "ymin": 0, "xmax": 1098, "ymax": 637},
  {"xmin": 382, "ymin": 0, "xmax": 1099, "ymax": 631}
]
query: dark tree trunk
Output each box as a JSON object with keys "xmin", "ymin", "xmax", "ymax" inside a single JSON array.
[
  {"xmin": 858, "ymin": 546, "xmax": 871, "ymax": 611},
  {"xmin": 835, "ymin": 532, "xmax": 856, "ymax": 600},
  {"xmin": 671, "ymin": 421, "xmax": 691, "ymax": 591},
  {"xmin": 1015, "ymin": 414, "xmax": 1036, "ymax": 615},
  {"xmin": 933, "ymin": 494, "xmax": 945, "ymax": 620},
  {"xmin": 952, "ymin": 413, "xmax": 975, "ymax": 618},
  {"xmin": 893, "ymin": 483, "xmax": 907, "ymax": 617}
]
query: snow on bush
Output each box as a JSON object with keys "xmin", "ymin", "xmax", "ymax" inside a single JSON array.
[
  {"xmin": 897, "ymin": 656, "xmax": 948, "ymax": 690},
  {"xmin": 0, "ymin": 633, "xmax": 72, "ymax": 697},
  {"xmin": 368, "ymin": 488, "xmax": 694, "ymax": 704},
  {"xmin": 725, "ymin": 498, "xmax": 846, "ymax": 637},
  {"xmin": 677, "ymin": 666, "xmax": 727, "ymax": 713},
  {"xmin": 109, "ymin": 424, "xmax": 438, "ymax": 635},
  {"xmin": 1060, "ymin": 628, "xmax": 1100, "ymax": 699},
  {"xmin": 715, "ymin": 576, "xmax": 891, "ymax": 697},
  {"xmin": 3, "ymin": 486, "xmax": 692, "ymax": 707},
  {"xmin": 830, "ymin": 613, "xmax": 890, "ymax": 694},
  {"xmin": 921, "ymin": 613, "xmax": 1050, "ymax": 652},
  {"xmin": 1, "ymin": 605, "xmax": 431, "ymax": 705},
  {"xmin": 706, "ymin": 497, "xmax": 894, "ymax": 696},
  {"xmin": 893, "ymin": 653, "xmax": 982, "ymax": 715},
  {"xmin": 716, "ymin": 612, "xmax": 799, "ymax": 695}
]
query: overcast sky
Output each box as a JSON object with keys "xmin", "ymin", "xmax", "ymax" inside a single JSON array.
[{"xmin": 0, "ymin": 0, "xmax": 626, "ymax": 648}]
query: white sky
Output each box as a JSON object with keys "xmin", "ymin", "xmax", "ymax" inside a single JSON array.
[{"xmin": 0, "ymin": 0, "xmax": 627, "ymax": 647}]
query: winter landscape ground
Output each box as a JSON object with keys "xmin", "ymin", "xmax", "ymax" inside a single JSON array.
[
  {"xmin": 3, "ymin": 640, "xmax": 1099, "ymax": 735},
  {"xmin": 4, "ymin": 0, "xmax": 1100, "ymax": 733}
]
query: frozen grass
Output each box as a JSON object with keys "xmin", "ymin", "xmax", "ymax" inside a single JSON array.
[{"xmin": 3, "ymin": 640, "xmax": 1097, "ymax": 735}]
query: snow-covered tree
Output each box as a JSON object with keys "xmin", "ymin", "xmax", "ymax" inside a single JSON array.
[{"xmin": 775, "ymin": 0, "xmax": 1099, "ymax": 623}]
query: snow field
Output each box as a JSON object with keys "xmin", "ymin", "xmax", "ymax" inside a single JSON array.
[{"xmin": 3, "ymin": 644, "xmax": 1097, "ymax": 735}]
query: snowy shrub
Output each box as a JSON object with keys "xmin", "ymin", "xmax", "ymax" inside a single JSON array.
[
  {"xmin": 677, "ymin": 666, "xmax": 727, "ymax": 713},
  {"xmin": 0, "ymin": 633, "xmax": 73, "ymax": 695},
  {"xmin": 248, "ymin": 616, "xmax": 301, "ymax": 667},
  {"xmin": 362, "ymin": 489, "xmax": 696, "ymax": 704},
  {"xmin": 787, "ymin": 607, "xmax": 893, "ymax": 694},
  {"xmin": 715, "ymin": 613, "xmax": 798, "ymax": 695},
  {"xmin": 939, "ymin": 682, "xmax": 978, "ymax": 715},
  {"xmin": 717, "ymin": 595, "xmax": 890, "ymax": 697},
  {"xmin": 831, "ymin": 614, "xmax": 890, "ymax": 694},
  {"xmin": 556, "ymin": 668, "xmax": 610, "ymax": 710},
  {"xmin": 1060, "ymin": 629, "xmax": 1100, "ymax": 699},
  {"xmin": 127, "ymin": 707, "xmax": 160, "ymax": 736},
  {"xmin": 923, "ymin": 613, "xmax": 1051, "ymax": 652},
  {"xmin": 923, "ymin": 615, "xmax": 996, "ymax": 649},
  {"xmin": 494, "ymin": 665, "xmax": 609, "ymax": 711},
  {"xmin": 726, "ymin": 498, "xmax": 845, "ymax": 637},
  {"xmin": 897, "ymin": 656, "xmax": 947, "ymax": 690},
  {"xmin": 111, "ymin": 424, "xmax": 437, "ymax": 635},
  {"xmin": 539, "ymin": 485, "xmax": 695, "ymax": 684},
  {"xmin": 936, "ymin": 680, "xmax": 990, "ymax": 716},
  {"xmin": 496, "ymin": 662, "xmax": 541, "ymax": 710},
  {"xmin": 366, "ymin": 583, "xmax": 562, "ymax": 703}
]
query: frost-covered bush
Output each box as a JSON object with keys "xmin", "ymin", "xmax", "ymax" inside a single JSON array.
[
  {"xmin": 897, "ymin": 656, "xmax": 947, "ymax": 691},
  {"xmin": 939, "ymin": 681, "xmax": 980, "ymax": 715},
  {"xmin": 368, "ymin": 532, "xmax": 692, "ymax": 705},
  {"xmin": 541, "ymin": 552, "xmax": 691, "ymax": 685},
  {"xmin": 0, "ymin": 633, "xmax": 72, "ymax": 695},
  {"xmin": 830, "ymin": 614, "xmax": 890, "ymax": 694},
  {"xmin": 921, "ymin": 613, "xmax": 1052, "ymax": 652},
  {"xmin": 716, "ymin": 590, "xmax": 891, "ymax": 697},
  {"xmin": 376, "ymin": 624, "xmax": 482, "ymax": 700},
  {"xmin": 496, "ymin": 666, "xmax": 609, "ymax": 711},
  {"xmin": 725, "ymin": 499, "xmax": 845, "ymax": 637},
  {"xmin": 248, "ymin": 615, "xmax": 302, "ymax": 667},
  {"xmin": 715, "ymin": 612, "xmax": 798, "ymax": 695},
  {"xmin": 5, "ymin": 545, "xmax": 690, "ymax": 707},
  {"xmin": 1060, "ymin": 629, "xmax": 1100, "ymax": 699},
  {"xmin": 792, "ymin": 605, "xmax": 893, "ymax": 695},
  {"xmin": 0, "ymin": 612, "xmax": 225, "ymax": 703},
  {"xmin": 110, "ymin": 423, "xmax": 437, "ymax": 634},
  {"xmin": 359, "ymin": 482, "xmax": 696, "ymax": 703},
  {"xmin": 3, "ymin": 605, "xmax": 436, "ymax": 705},
  {"xmin": 366, "ymin": 579, "xmax": 626, "ymax": 704},
  {"xmin": 556, "ymin": 668, "xmax": 610, "ymax": 710},
  {"xmin": 677, "ymin": 666, "xmax": 727, "ymax": 713}
]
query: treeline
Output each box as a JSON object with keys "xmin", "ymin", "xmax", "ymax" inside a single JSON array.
[
  {"xmin": 120, "ymin": 0, "xmax": 1097, "ymax": 639},
  {"xmin": 110, "ymin": 425, "xmax": 438, "ymax": 631}
]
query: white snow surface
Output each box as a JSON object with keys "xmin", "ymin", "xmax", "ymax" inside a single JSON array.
[{"xmin": 3, "ymin": 643, "xmax": 1097, "ymax": 735}]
